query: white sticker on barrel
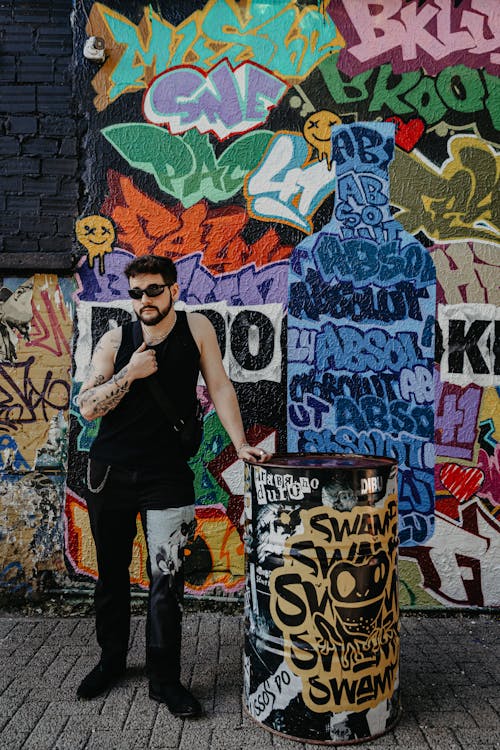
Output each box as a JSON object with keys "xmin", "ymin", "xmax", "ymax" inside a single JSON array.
[{"xmin": 246, "ymin": 660, "xmax": 302, "ymax": 722}]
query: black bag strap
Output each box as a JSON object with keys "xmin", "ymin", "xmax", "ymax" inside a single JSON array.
[{"xmin": 131, "ymin": 320, "xmax": 185, "ymax": 431}]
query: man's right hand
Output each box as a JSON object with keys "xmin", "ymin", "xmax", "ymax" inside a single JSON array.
[{"xmin": 128, "ymin": 341, "xmax": 158, "ymax": 380}]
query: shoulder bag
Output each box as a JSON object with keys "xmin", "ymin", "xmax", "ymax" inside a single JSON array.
[{"xmin": 132, "ymin": 320, "xmax": 203, "ymax": 459}]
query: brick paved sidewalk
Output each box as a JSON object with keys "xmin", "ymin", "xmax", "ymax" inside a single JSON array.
[{"xmin": 0, "ymin": 612, "xmax": 498, "ymax": 750}]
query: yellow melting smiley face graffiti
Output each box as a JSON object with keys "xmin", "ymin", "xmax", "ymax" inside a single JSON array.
[
  {"xmin": 76, "ymin": 215, "xmax": 115, "ymax": 274},
  {"xmin": 303, "ymin": 110, "xmax": 341, "ymax": 170}
]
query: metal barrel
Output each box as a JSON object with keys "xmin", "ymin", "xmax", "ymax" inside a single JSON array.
[{"xmin": 243, "ymin": 453, "xmax": 401, "ymax": 745}]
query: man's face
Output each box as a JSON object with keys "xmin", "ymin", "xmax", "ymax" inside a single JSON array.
[{"xmin": 129, "ymin": 272, "xmax": 179, "ymax": 326}]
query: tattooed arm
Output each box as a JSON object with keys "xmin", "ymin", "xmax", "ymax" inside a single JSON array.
[{"xmin": 78, "ymin": 328, "xmax": 158, "ymax": 421}]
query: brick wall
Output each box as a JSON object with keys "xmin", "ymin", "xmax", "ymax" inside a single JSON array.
[{"xmin": 0, "ymin": 0, "xmax": 79, "ymax": 269}]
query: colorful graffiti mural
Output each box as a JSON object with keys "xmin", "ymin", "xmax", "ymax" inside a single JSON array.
[
  {"xmin": 86, "ymin": 0, "xmax": 343, "ymax": 109},
  {"xmin": 0, "ymin": 274, "xmax": 73, "ymax": 593},
  {"xmin": 332, "ymin": 0, "xmax": 500, "ymax": 77},
  {"xmin": 287, "ymin": 122, "xmax": 436, "ymax": 547},
  {"xmin": 0, "ymin": 0, "xmax": 475, "ymax": 609}
]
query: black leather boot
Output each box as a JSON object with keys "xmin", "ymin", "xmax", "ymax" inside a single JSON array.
[
  {"xmin": 77, "ymin": 658, "xmax": 126, "ymax": 699},
  {"xmin": 148, "ymin": 681, "xmax": 202, "ymax": 717}
]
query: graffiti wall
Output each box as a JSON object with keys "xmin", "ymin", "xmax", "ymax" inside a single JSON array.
[
  {"xmin": 62, "ymin": 0, "xmax": 500, "ymax": 609},
  {"xmin": 0, "ymin": 274, "xmax": 73, "ymax": 595}
]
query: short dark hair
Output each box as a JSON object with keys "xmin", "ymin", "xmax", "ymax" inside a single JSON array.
[{"xmin": 124, "ymin": 255, "xmax": 177, "ymax": 285}]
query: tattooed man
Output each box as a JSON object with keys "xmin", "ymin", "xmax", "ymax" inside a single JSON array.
[{"xmin": 77, "ymin": 255, "xmax": 270, "ymax": 715}]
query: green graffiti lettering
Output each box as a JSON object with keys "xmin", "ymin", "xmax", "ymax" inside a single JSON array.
[
  {"xmin": 320, "ymin": 55, "xmax": 374, "ymax": 104},
  {"xmin": 102, "ymin": 123, "xmax": 273, "ymax": 208},
  {"xmin": 181, "ymin": 131, "xmax": 226, "ymax": 201},
  {"xmin": 370, "ymin": 65, "xmax": 421, "ymax": 116},
  {"xmin": 319, "ymin": 59, "xmax": 498, "ymax": 140},
  {"xmin": 436, "ymin": 65, "xmax": 485, "ymax": 114},
  {"xmin": 102, "ymin": 123, "xmax": 194, "ymax": 195},
  {"xmin": 403, "ymin": 76, "xmax": 447, "ymax": 125},
  {"xmin": 482, "ymin": 71, "xmax": 500, "ymax": 131}
]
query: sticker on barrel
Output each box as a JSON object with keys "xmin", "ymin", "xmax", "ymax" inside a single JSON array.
[{"xmin": 269, "ymin": 495, "xmax": 399, "ymax": 713}]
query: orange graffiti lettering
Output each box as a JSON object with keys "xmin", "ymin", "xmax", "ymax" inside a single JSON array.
[{"xmin": 102, "ymin": 171, "xmax": 292, "ymax": 273}]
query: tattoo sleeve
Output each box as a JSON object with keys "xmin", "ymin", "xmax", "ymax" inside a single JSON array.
[{"xmin": 79, "ymin": 366, "xmax": 131, "ymax": 419}]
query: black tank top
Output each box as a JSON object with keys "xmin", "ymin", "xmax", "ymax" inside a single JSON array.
[{"xmin": 90, "ymin": 311, "xmax": 200, "ymax": 475}]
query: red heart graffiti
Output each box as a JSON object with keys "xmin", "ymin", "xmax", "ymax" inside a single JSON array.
[
  {"xmin": 385, "ymin": 116, "xmax": 425, "ymax": 152},
  {"xmin": 439, "ymin": 463, "xmax": 484, "ymax": 502}
]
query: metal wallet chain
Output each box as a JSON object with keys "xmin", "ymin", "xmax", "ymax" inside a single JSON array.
[{"xmin": 86, "ymin": 460, "xmax": 111, "ymax": 494}]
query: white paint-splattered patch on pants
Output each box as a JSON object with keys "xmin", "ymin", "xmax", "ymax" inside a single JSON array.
[{"xmin": 144, "ymin": 505, "xmax": 196, "ymax": 681}]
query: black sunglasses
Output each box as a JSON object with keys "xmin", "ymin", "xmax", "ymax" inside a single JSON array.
[{"xmin": 128, "ymin": 283, "xmax": 170, "ymax": 300}]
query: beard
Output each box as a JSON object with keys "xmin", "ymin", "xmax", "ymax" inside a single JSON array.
[
  {"xmin": 138, "ymin": 291, "xmax": 173, "ymax": 326},
  {"xmin": 138, "ymin": 308, "xmax": 168, "ymax": 326}
]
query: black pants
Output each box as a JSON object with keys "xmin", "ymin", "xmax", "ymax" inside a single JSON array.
[{"xmin": 85, "ymin": 459, "xmax": 195, "ymax": 682}]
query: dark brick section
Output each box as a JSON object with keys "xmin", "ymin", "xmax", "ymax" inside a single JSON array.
[{"xmin": 0, "ymin": 0, "xmax": 79, "ymax": 268}]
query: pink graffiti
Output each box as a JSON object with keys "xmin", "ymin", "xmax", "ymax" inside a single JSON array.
[
  {"xmin": 477, "ymin": 444, "xmax": 500, "ymax": 506},
  {"xmin": 431, "ymin": 241, "xmax": 500, "ymax": 306},
  {"xmin": 331, "ymin": 0, "xmax": 500, "ymax": 76},
  {"xmin": 26, "ymin": 289, "xmax": 71, "ymax": 356}
]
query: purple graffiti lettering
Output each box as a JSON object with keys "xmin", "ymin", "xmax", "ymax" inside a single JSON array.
[
  {"xmin": 176, "ymin": 254, "xmax": 288, "ymax": 306},
  {"xmin": 76, "ymin": 251, "xmax": 288, "ymax": 307},
  {"xmin": 74, "ymin": 249, "xmax": 134, "ymax": 303},
  {"xmin": 144, "ymin": 60, "xmax": 287, "ymax": 140},
  {"xmin": 435, "ymin": 380, "xmax": 482, "ymax": 460}
]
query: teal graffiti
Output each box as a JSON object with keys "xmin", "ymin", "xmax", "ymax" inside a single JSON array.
[
  {"xmin": 70, "ymin": 386, "xmax": 100, "ymax": 453},
  {"xmin": 96, "ymin": 0, "xmax": 341, "ymax": 104},
  {"xmin": 102, "ymin": 124, "xmax": 274, "ymax": 208}
]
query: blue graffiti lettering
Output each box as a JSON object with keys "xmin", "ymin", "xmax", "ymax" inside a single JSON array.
[
  {"xmin": 315, "ymin": 235, "xmax": 435, "ymax": 286},
  {"xmin": 297, "ymin": 427, "xmax": 433, "ymax": 471},
  {"xmin": 289, "ymin": 270, "xmax": 429, "ymax": 323},
  {"xmin": 399, "ymin": 365, "xmax": 434, "ymax": 404},
  {"xmin": 289, "ymin": 369, "xmax": 398, "ymax": 403},
  {"xmin": 289, "ymin": 393, "xmax": 330, "ymax": 429},
  {"xmin": 314, "ymin": 323, "xmax": 422, "ymax": 373},
  {"xmin": 399, "ymin": 468, "xmax": 434, "ymax": 514},
  {"xmin": 399, "ymin": 512, "xmax": 434, "ymax": 545}
]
